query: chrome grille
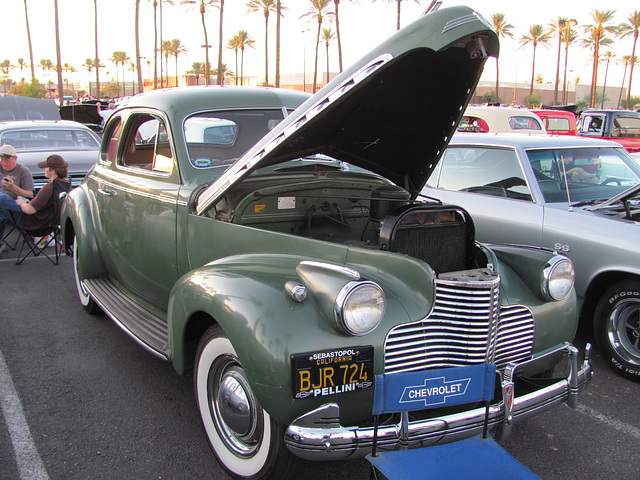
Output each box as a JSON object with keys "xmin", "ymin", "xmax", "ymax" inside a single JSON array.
[{"xmin": 384, "ymin": 279, "xmax": 534, "ymax": 374}]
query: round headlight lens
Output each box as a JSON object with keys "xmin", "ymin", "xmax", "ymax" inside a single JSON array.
[
  {"xmin": 543, "ymin": 256, "xmax": 575, "ymax": 301},
  {"xmin": 336, "ymin": 281, "xmax": 386, "ymax": 336}
]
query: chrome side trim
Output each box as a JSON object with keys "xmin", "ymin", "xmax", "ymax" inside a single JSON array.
[{"xmin": 284, "ymin": 342, "xmax": 592, "ymax": 461}]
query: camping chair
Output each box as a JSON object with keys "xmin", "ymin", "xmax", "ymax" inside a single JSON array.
[
  {"xmin": 366, "ymin": 363, "xmax": 541, "ymax": 480},
  {"xmin": 10, "ymin": 179, "xmax": 71, "ymax": 265}
]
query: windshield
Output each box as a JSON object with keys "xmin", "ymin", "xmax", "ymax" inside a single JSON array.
[
  {"xmin": 526, "ymin": 147, "xmax": 640, "ymax": 204},
  {"xmin": 184, "ymin": 109, "xmax": 286, "ymax": 169}
]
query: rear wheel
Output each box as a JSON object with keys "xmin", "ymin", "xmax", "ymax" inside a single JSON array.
[
  {"xmin": 194, "ymin": 325, "xmax": 297, "ymax": 479},
  {"xmin": 594, "ymin": 281, "xmax": 640, "ymax": 382},
  {"xmin": 73, "ymin": 235, "xmax": 99, "ymax": 314}
]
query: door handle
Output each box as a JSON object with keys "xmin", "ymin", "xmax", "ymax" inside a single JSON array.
[{"xmin": 98, "ymin": 188, "xmax": 115, "ymax": 196}]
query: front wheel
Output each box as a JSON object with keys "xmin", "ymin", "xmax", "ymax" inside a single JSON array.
[
  {"xmin": 594, "ymin": 281, "xmax": 640, "ymax": 382},
  {"xmin": 195, "ymin": 325, "xmax": 297, "ymax": 479},
  {"xmin": 73, "ymin": 235, "xmax": 99, "ymax": 315}
]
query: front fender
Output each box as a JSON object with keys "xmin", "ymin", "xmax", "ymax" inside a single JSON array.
[
  {"xmin": 168, "ymin": 253, "xmax": 414, "ymax": 425},
  {"xmin": 61, "ymin": 184, "xmax": 106, "ymax": 279},
  {"xmin": 487, "ymin": 243, "xmax": 579, "ymax": 356}
]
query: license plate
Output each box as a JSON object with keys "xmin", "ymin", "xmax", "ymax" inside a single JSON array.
[{"xmin": 292, "ymin": 346, "xmax": 374, "ymax": 399}]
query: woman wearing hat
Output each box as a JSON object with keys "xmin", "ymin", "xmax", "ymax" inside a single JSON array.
[{"xmin": 14, "ymin": 154, "xmax": 70, "ymax": 231}]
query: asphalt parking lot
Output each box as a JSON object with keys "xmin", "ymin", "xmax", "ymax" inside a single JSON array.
[{"xmin": 1, "ymin": 235, "xmax": 639, "ymax": 480}]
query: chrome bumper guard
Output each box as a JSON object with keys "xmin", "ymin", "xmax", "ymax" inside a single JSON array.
[{"xmin": 284, "ymin": 342, "xmax": 592, "ymax": 461}]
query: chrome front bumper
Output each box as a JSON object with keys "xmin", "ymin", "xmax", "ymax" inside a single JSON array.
[{"xmin": 284, "ymin": 342, "xmax": 592, "ymax": 461}]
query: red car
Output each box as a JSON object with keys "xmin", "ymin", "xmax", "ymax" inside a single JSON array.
[
  {"xmin": 532, "ymin": 109, "xmax": 578, "ymax": 136},
  {"xmin": 577, "ymin": 109, "xmax": 640, "ymax": 154}
]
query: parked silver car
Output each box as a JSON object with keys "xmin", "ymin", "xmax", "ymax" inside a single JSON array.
[
  {"xmin": 0, "ymin": 120, "xmax": 101, "ymax": 189},
  {"xmin": 422, "ymin": 133, "xmax": 640, "ymax": 381}
]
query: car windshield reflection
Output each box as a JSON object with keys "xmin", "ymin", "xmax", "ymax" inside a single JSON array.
[
  {"xmin": 526, "ymin": 147, "xmax": 640, "ymax": 204},
  {"xmin": 184, "ymin": 109, "xmax": 286, "ymax": 169}
]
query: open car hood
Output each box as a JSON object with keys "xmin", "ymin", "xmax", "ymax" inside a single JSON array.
[
  {"xmin": 59, "ymin": 104, "xmax": 103, "ymax": 131},
  {"xmin": 197, "ymin": 6, "xmax": 498, "ymax": 215}
]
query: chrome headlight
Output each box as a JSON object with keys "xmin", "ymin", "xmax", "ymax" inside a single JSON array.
[
  {"xmin": 542, "ymin": 256, "xmax": 575, "ymax": 301},
  {"xmin": 335, "ymin": 281, "xmax": 386, "ymax": 336}
]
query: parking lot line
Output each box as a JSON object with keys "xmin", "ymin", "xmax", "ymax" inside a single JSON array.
[
  {"xmin": 577, "ymin": 404, "xmax": 640, "ymax": 440},
  {"xmin": 0, "ymin": 348, "xmax": 50, "ymax": 480}
]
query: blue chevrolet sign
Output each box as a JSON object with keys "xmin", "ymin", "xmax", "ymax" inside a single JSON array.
[
  {"xmin": 372, "ymin": 364, "xmax": 497, "ymax": 415},
  {"xmin": 400, "ymin": 375, "xmax": 471, "ymax": 407}
]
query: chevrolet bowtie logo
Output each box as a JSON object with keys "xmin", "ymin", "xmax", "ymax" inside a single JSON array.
[{"xmin": 400, "ymin": 376, "xmax": 471, "ymax": 407}]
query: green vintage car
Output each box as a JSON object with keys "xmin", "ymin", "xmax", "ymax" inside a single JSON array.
[{"xmin": 61, "ymin": 6, "xmax": 592, "ymax": 479}]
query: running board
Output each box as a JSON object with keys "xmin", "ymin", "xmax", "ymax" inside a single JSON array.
[{"xmin": 83, "ymin": 278, "xmax": 170, "ymax": 360}]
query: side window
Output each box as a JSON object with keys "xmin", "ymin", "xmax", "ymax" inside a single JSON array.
[
  {"xmin": 101, "ymin": 116, "xmax": 122, "ymax": 164},
  {"xmin": 544, "ymin": 117, "xmax": 570, "ymax": 132},
  {"xmin": 580, "ymin": 115, "xmax": 604, "ymax": 135},
  {"xmin": 121, "ymin": 114, "xmax": 174, "ymax": 173},
  {"xmin": 458, "ymin": 116, "xmax": 489, "ymax": 132},
  {"xmin": 437, "ymin": 147, "xmax": 532, "ymax": 201}
]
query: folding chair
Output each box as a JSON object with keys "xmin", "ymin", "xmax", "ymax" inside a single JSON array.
[
  {"xmin": 366, "ymin": 363, "xmax": 541, "ymax": 480},
  {"xmin": 11, "ymin": 179, "xmax": 71, "ymax": 265}
]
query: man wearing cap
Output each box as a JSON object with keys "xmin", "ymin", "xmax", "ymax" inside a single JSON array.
[
  {"xmin": 14, "ymin": 154, "xmax": 70, "ymax": 232},
  {"xmin": 0, "ymin": 143, "xmax": 34, "ymax": 254}
]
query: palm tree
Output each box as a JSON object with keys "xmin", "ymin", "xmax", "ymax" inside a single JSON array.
[
  {"xmin": 212, "ymin": 63, "xmax": 233, "ymax": 84},
  {"xmin": 275, "ymin": 0, "xmax": 286, "ymax": 87},
  {"xmin": 22, "ymin": 0, "xmax": 36, "ymax": 81},
  {"xmin": 0, "ymin": 60, "xmax": 12, "ymax": 95},
  {"xmin": 490, "ymin": 13, "xmax": 514, "ymax": 104},
  {"xmin": 187, "ymin": 61, "xmax": 206, "ymax": 84},
  {"xmin": 135, "ymin": 0, "xmax": 144, "ymax": 94},
  {"xmin": 549, "ymin": 18, "xmax": 568, "ymax": 105},
  {"xmin": 181, "ymin": 0, "xmax": 217, "ymax": 86},
  {"xmin": 247, "ymin": 0, "xmax": 278, "ymax": 86},
  {"xmin": 110, "ymin": 51, "xmax": 130, "ymax": 97},
  {"xmin": 54, "ymin": 0, "xmax": 64, "ymax": 103},
  {"xmin": 16, "ymin": 58, "xmax": 28, "ymax": 81},
  {"xmin": 301, "ymin": 0, "xmax": 334, "ymax": 93},
  {"xmin": 227, "ymin": 34, "xmax": 241, "ymax": 85},
  {"xmin": 128, "ymin": 62, "xmax": 137, "ymax": 94},
  {"xmin": 582, "ymin": 10, "xmax": 618, "ymax": 108},
  {"xmin": 581, "ymin": 27, "xmax": 616, "ymax": 107},
  {"xmin": 235, "ymin": 30, "xmax": 256, "ymax": 86},
  {"xmin": 62, "ymin": 63, "xmax": 76, "ymax": 90},
  {"xmin": 162, "ymin": 40, "xmax": 172, "ymax": 86},
  {"xmin": 386, "ymin": 0, "xmax": 422, "ymax": 31},
  {"xmin": 83, "ymin": 58, "xmax": 95, "ymax": 96},
  {"xmin": 168, "ymin": 39, "xmax": 188, "ymax": 85},
  {"xmin": 618, "ymin": 11, "xmax": 640, "ymax": 108},
  {"xmin": 599, "ymin": 50, "xmax": 615, "ymax": 107},
  {"xmin": 147, "ymin": 0, "xmax": 159, "ymax": 88},
  {"xmin": 92, "ymin": 0, "xmax": 101, "ymax": 99},
  {"xmin": 520, "ymin": 25, "xmax": 552, "ymax": 97},
  {"xmin": 216, "ymin": 0, "xmax": 225, "ymax": 86},
  {"xmin": 321, "ymin": 27, "xmax": 335, "ymax": 85},
  {"xmin": 39, "ymin": 59, "xmax": 54, "ymax": 94},
  {"xmin": 562, "ymin": 22, "xmax": 578, "ymax": 105}
]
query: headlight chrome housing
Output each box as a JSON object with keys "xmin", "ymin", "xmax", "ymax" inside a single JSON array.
[
  {"xmin": 542, "ymin": 256, "xmax": 575, "ymax": 301},
  {"xmin": 334, "ymin": 281, "xmax": 386, "ymax": 336}
]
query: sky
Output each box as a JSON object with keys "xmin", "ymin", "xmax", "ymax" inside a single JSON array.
[{"xmin": 2, "ymin": 0, "xmax": 639, "ymax": 97}]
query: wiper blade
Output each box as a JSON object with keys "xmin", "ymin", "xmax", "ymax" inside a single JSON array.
[{"xmin": 572, "ymin": 198, "xmax": 610, "ymax": 208}]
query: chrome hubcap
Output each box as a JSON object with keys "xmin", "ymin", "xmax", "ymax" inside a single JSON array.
[
  {"xmin": 209, "ymin": 358, "xmax": 263, "ymax": 457},
  {"xmin": 608, "ymin": 299, "xmax": 640, "ymax": 365}
]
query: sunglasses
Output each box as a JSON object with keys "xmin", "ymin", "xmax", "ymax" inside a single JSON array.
[{"xmin": 0, "ymin": 155, "xmax": 12, "ymax": 160}]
